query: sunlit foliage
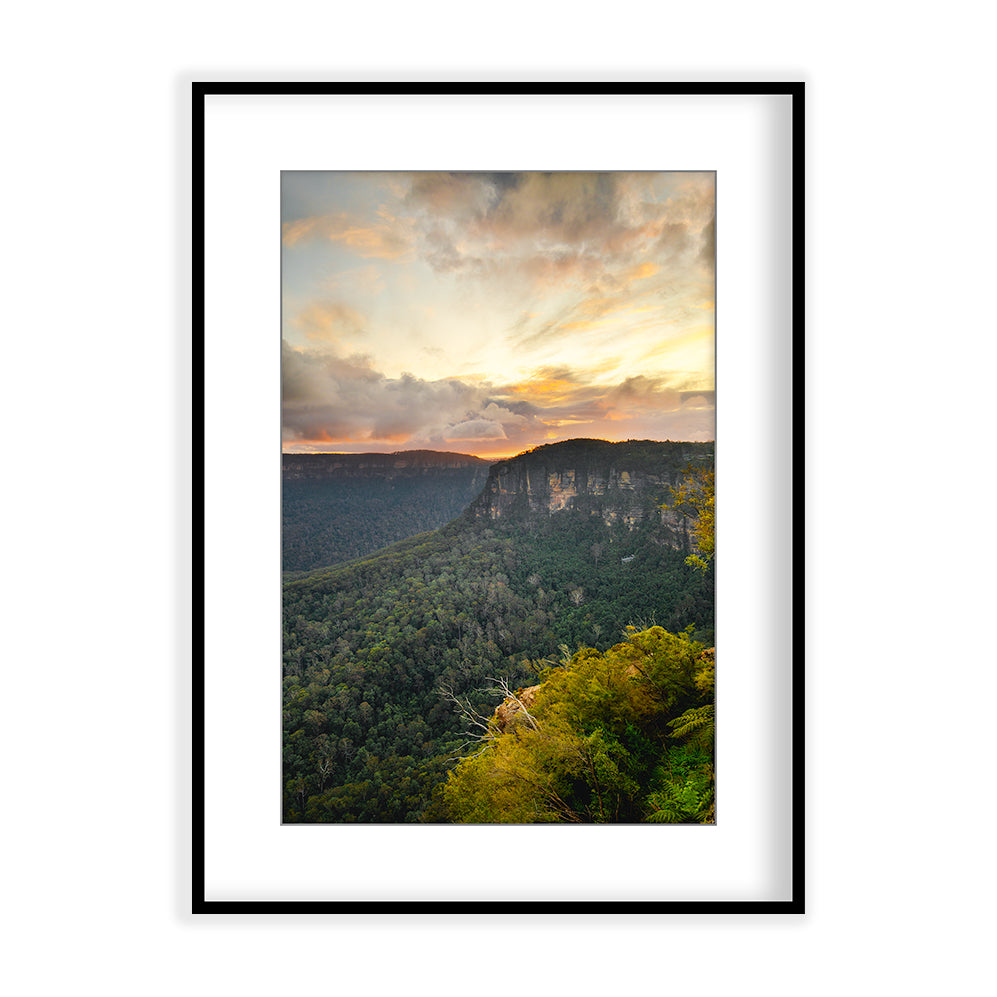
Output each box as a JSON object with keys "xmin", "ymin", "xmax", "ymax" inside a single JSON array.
[
  {"xmin": 667, "ymin": 463, "xmax": 715, "ymax": 572},
  {"xmin": 440, "ymin": 627, "xmax": 715, "ymax": 823}
]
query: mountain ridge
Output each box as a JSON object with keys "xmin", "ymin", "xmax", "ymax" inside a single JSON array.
[{"xmin": 282, "ymin": 449, "xmax": 490, "ymax": 479}]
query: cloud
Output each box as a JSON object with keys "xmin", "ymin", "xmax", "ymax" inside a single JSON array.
[
  {"xmin": 283, "ymin": 172, "xmax": 714, "ymax": 286},
  {"xmin": 398, "ymin": 172, "xmax": 716, "ymax": 286},
  {"xmin": 282, "ymin": 212, "xmax": 413, "ymax": 260},
  {"xmin": 699, "ymin": 213, "xmax": 716, "ymax": 271},
  {"xmin": 680, "ymin": 390, "xmax": 716, "ymax": 409},
  {"xmin": 508, "ymin": 289, "xmax": 664, "ymax": 354},
  {"xmin": 282, "ymin": 340, "xmax": 715, "ymax": 453},
  {"xmin": 293, "ymin": 301, "xmax": 367, "ymax": 344},
  {"xmin": 282, "ymin": 340, "xmax": 541, "ymax": 448},
  {"xmin": 608, "ymin": 375, "xmax": 682, "ymax": 411},
  {"xmin": 406, "ymin": 172, "xmax": 501, "ymax": 218},
  {"xmin": 442, "ymin": 419, "xmax": 507, "ymax": 441},
  {"xmin": 321, "ymin": 264, "xmax": 385, "ymax": 296},
  {"xmin": 283, "ymin": 172, "xmax": 716, "ymax": 371},
  {"xmin": 280, "ymin": 172, "xmax": 716, "ymax": 452}
]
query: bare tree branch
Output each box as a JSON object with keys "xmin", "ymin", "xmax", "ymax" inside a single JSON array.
[
  {"xmin": 482, "ymin": 676, "xmax": 541, "ymax": 731},
  {"xmin": 439, "ymin": 684, "xmax": 504, "ymax": 760}
]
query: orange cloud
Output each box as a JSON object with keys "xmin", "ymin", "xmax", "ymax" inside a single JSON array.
[
  {"xmin": 627, "ymin": 261, "xmax": 660, "ymax": 281},
  {"xmin": 295, "ymin": 301, "xmax": 367, "ymax": 343},
  {"xmin": 282, "ymin": 212, "xmax": 413, "ymax": 260}
]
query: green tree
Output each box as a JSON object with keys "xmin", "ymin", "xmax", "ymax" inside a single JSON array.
[
  {"xmin": 667, "ymin": 465, "xmax": 715, "ymax": 572},
  {"xmin": 441, "ymin": 626, "xmax": 713, "ymax": 823}
]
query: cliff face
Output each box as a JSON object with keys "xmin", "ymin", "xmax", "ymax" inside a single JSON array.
[{"xmin": 468, "ymin": 439, "xmax": 713, "ymax": 550}]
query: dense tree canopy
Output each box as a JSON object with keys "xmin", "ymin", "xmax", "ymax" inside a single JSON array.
[
  {"xmin": 440, "ymin": 627, "xmax": 715, "ymax": 823},
  {"xmin": 283, "ymin": 462, "xmax": 488, "ymax": 573}
]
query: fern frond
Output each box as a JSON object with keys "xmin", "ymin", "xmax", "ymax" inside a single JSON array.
[
  {"xmin": 644, "ymin": 793, "xmax": 686, "ymax": 823},
  {"xmin": 667, "ymin": 705, "xmax": 715, "ymax": 749}
]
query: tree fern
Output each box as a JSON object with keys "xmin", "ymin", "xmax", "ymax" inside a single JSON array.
[
  {"xmin": 643, "ymin": 773, "xmax": 712, "ymax": 823},
  {"xmin": 667, "ymin": 704, "xmax": 715, "ymax": 751}
]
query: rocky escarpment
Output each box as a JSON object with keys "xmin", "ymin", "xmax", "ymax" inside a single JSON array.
[{"xmin": 468, "ymin": 438, "xmax": 713, "ymax": 550}]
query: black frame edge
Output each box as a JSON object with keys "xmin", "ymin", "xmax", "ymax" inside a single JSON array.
[
  {"xmin": 192, "ymin": 82, "xmax": 805, "ymax": 916},
  {"xmin": 192, "ymin": 82, "xmax": 207, "ymax": 915}
]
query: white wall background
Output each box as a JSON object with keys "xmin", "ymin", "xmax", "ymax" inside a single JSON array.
[{"xmin": 2, "ymin": 3, "xmax": 993, "ymax": 994}]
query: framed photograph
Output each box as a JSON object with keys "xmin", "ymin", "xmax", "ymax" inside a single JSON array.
[{"xmin": 194, "ymin": 84, "xmax": 803, "ymax": 912}]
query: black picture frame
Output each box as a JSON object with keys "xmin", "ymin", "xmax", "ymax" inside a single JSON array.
[{"xmin": 193, "ymin": 82, "xmax": 804, "ymax": 914}]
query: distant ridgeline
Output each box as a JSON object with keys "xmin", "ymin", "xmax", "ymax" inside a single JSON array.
[
  {"xmin": 282, "ymin": 439, "xmax": 715, "ymax": 823},
  {"xmin": 282, "ymin": 450, "xmax": 490, "ymax": 572}
]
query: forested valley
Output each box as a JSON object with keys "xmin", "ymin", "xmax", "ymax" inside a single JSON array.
[
  {"xmin": 282, "ymin": 439, "xmax": 715, "ymax": 823},
  {"xmin": 282, "ymin": 451, "xmax": 489, "ymax": 573}
]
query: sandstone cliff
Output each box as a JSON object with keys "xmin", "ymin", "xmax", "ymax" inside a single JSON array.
[{"xmin": 467, "ymin": 439, "xmax": 713, "ymax": 551}]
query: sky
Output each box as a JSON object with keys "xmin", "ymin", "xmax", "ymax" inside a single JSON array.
[{"xmin": 282, "ymin": 171, "xmax": 715, "ymax": 459}]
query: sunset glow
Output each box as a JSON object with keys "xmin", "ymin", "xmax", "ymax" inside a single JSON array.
[{"xmin": 282, "ymin": 171, "xmax": 715, "ymax": 459}]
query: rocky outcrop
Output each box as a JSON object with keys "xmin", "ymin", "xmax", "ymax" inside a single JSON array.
[
  {"xmin": 492, "ymin": 685, "xmax": 541, "ymax": 734},
  {"xmin": 467, "ymin": 439, "xmax": 713, "ymax": 550}
]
